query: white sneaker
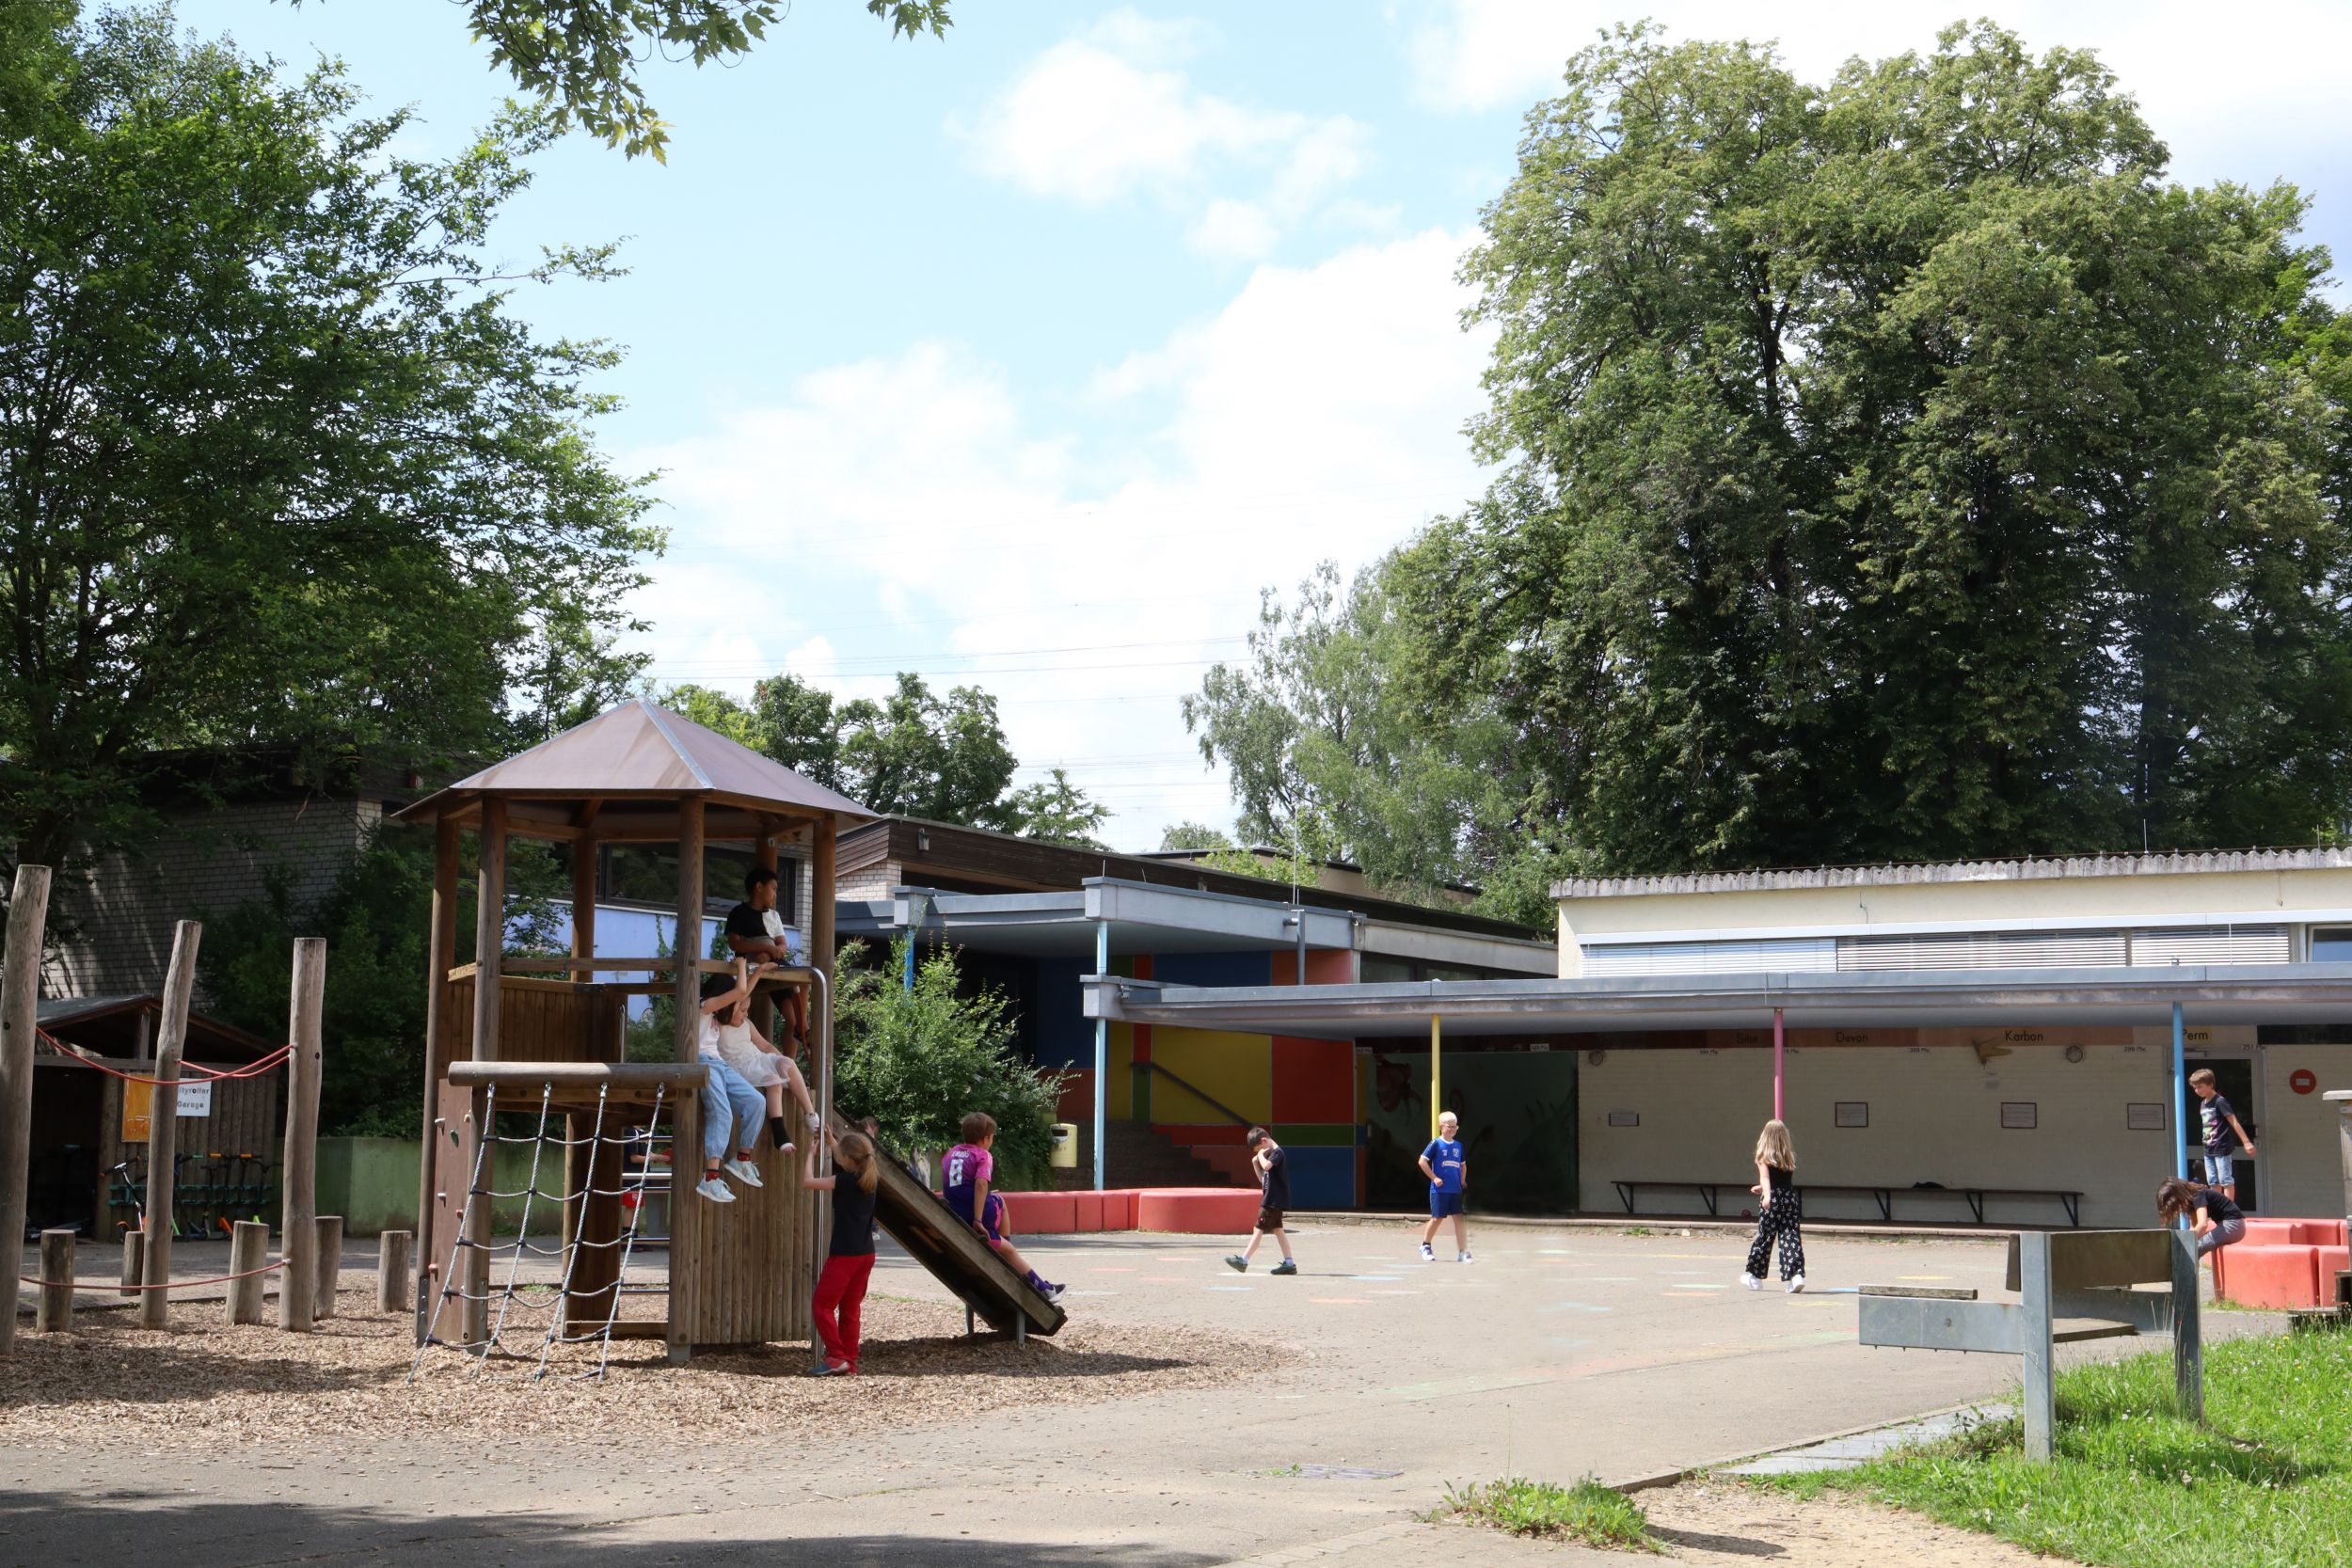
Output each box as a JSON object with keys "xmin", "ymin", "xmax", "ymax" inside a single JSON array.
[
  {"xmin": 805, "ymin": 1113, "xmax": 822, "ymax": 1132},
  {"xmin": 1457, "ymin": 1252, "xmax": 1473, "ymax": 1264},
  {"xmin": 695, "ymin": 1175, "xmax": 737, "ymax": 1204},
  {"xmin": 1740, "ymin": 1273, "xmax": 1763, "ymax": 1291},
  {"xmin": 1419, "ymin": 1243, "xmax": 1436, "ymax": 1262},
  {"xmin": 723, "ymin": 1158, "xmax": 764, "ymax": 1189},
  {"xmin": 1787, "ymin": 1275, "xmax": 1806, "ymax": 1294}
]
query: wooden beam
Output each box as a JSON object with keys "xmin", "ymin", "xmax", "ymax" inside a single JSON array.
[
  {"xmin": 279, "ymin": 937, "xmax": 326, "ymax": 1332},
  {"xmin": 472, "ymin": 798, "xmax": 508, "ymax": 1063},
  {"xmin": 414, "ymin": 814, "xmax": 461, "ymax": 1338},
  {"xmin": 0, "ymin": 862, "xmax": 53, "ymax": 1359},
  {"xmin": 138, "ymin": 920, "xmax": 202, "ymax": 1328},
  {"xmin": 446, "ymin": 1061, "xmax": 708, "ymax": 1089},
  {"xmin": 571, "ymin": 835, "xmax": 598, "ymax": 963},
  {"xmin": 451, "ymin": 956, "xmax": 812, "ymax": 977},
  {"xmin": 673, "ymin": 797, "xmax": 706, "ymax": 1068}
]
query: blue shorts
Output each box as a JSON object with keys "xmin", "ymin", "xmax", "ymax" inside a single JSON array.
[
  {"xmin": 946, "ymin": 1189, "xmax": 1007, "ymax": 1243},
  {"xmin": 1429, "ymin": 1190, "xmax": 1465, "ymax": 1218},
  {"xmin": 2203, "ymin": 1154, "xmax": 2235, "ymax": 1185}
]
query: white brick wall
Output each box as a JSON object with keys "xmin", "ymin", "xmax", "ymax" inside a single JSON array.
[{"xmin": 2259, "ymin": 1044, "xmax": 2352, "ymax": 1218}]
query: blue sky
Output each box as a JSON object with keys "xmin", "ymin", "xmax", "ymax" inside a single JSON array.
[{"xmin": 174, "ymin": 2, "xmax": 2352, "ymax": 850}]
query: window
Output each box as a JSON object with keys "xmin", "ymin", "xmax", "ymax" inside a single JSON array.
[{"xmin": 2312, "ymin": 927, "xmax": 2352, "ymax": 962}]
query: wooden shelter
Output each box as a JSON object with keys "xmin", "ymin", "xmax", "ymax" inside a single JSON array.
[{"xmin": 394, "ymin": 699, "xmax": 871, "ymax": 1362}]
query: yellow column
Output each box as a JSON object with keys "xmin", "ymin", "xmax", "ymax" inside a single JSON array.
[{"xmin": 1430, "ymin": 1012, "xmax": 1442, "ymax": 1137}]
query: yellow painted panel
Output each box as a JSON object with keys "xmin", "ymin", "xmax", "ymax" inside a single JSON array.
[
  {"xmin": 1109, "ymin": 1022, "xmax": 1135, "ymax": 1120},
  {"xmin": 1150, "ymin": 1028, "xmax": 1273, "ymax": 1123}
]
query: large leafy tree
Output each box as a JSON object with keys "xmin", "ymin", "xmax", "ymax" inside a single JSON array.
[
  {"xmin": 0, "ymin": 8, "xmax": 660, "ymax": 881},
  {"xmin": 1422, "ymin": 23, "xmax": 2346, "ymax": 875}
]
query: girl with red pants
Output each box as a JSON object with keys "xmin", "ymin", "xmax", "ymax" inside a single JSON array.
[{"xmin": 803, "ymin": 1129, "xmax": 881, "ymax": 1376}]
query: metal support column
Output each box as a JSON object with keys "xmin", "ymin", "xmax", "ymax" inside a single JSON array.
[
  {"xmin": 2171, "ymin": 1002, "xmax": 2189, "ymax": 1191},
  {"xmin": 2018, "ymin": 1229, "xmax": 2056, "ymax": 1462},
  {"xmin": 1772, "ymin": 1006, "xmax": 1785, "ymax": 1122},
  {"xmin": 2171, "ymin": 1228, "xmax": 2204, "ymax": 1422},
  {"xmin": 1093, "ymin": 918, "xmax": 1108, "ymax": 1193},
  {"xmin": 1430, "ymin": 1011, "xmax": 1442, "ymax": 1137}
]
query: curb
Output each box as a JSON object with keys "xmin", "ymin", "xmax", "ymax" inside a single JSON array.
[{"xmin": 1604, "ymin": 1398, "xmax": 2000, "ymax": 1494}]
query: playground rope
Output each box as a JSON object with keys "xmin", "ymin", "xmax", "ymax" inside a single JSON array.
[
  {"xmin": 38, "ymin": 1028, "xmax": 295, "ymax": 1085},
  {"xmin": 19, "ymin": 1259, "xmax": 287, "ymax": 1291}
]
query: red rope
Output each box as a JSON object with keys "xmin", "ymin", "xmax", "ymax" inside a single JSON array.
[
  {"xmin": 19, "ymin": 1259, "xmax": 288, "ymax": 1292},
  {"xmin": 38, "ymin": 1028, "xmax": 294, "ymax": 1085}
]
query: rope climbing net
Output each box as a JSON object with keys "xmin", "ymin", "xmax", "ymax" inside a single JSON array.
[{"xmin": 410, "ymin": 1080, "xmax": 675, "ymax": 1383}]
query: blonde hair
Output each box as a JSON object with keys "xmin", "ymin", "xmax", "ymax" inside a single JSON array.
[
  {"xmin": 834, "ymin": 1131, "xmax": 880, "ymax": 1195},
  {"xmin": 1755, "ymin": 1119, "xmax": 1795, "ymax": 1171}
]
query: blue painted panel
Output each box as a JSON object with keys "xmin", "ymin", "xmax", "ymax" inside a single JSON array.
[
  {"xmin": 1281, "ymin": 1146, "xmax": 1356, "ymax": 1210},
  {"xmin": 1151, "ymin": 950, "xmax": 1273, "ymax": 990},
  {"xmin": 1031, "ymin": 956, "xmax": 1092, "ymax": 1069}
]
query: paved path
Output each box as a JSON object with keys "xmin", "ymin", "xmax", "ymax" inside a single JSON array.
[{"xmin": 3, "ymin": 1222, "xmax": 2234, "ymax": 1565}]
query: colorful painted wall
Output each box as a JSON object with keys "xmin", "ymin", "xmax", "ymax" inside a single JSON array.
[{"xmin": 1359, "ymin": 1047, "xmax": 1579, "ymax": 1213}]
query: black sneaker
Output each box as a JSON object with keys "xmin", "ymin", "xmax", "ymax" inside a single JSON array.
[{"xmin": 1270, "ymin": 1259, "xmax": 1298, "ymax": 1276}]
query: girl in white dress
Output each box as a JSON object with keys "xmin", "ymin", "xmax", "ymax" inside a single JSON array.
[{"xmin": 701, "ymin": 962, "xmax": 821, "ymax": 1152}]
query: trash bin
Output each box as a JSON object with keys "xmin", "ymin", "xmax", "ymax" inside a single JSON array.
[{"xmin": 1049, "ymin": 1122, "xmax": 1078, "ymax": 1170}]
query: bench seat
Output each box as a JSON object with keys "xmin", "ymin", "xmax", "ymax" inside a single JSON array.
[{"xmin": 1611, "ymin": 1178, "xmax": 2084, "ymax": 1227}]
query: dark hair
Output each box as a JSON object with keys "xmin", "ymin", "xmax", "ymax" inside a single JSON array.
[
  {"xmin": 2155, "ymin": 1177, "xmax": 2201, "ymax": 1224},
  {"xmin": 960, "ymin": 1111, "xmax": 997, "ymax": 1144},
  {"xmin": 699, "ymin": 972, "xmax": 739, "ymax": 1002},
  {"xmin": 745, "ymin": 865, "xmax": 779, "ymax": 895},
  {"xmin": 1245, "ymin": 1126, "xmax": 1270, "ymax": 1148}
]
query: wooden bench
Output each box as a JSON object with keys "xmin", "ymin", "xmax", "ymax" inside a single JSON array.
[{"xmin": 1610, "ymin": 1179, "xmax": 2083, "ymax": 1227}]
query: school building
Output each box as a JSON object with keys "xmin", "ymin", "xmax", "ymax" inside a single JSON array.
[{"xmin": 1083, "ymin": 848, "xmax": 2352, "ymax": 1227}]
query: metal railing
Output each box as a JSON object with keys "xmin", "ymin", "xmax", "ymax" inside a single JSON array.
[{"xmin": 1136, "ymin": 1060, "xmax": 1254, "ymax": 1131}]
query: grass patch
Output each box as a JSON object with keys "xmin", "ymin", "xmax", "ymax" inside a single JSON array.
[
  {"xmin": 1432, "ymin": 1476, "xmax": 1659, "ymax": 1551},
  {"xmin": 1763, "ymin": 1332, "xmax": 2352, "ymax": 1568}
]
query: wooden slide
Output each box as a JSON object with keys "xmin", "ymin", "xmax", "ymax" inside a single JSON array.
[{"xmin": 869, "ymin": 1151, "xmax": 1069, "ymax": 1338}]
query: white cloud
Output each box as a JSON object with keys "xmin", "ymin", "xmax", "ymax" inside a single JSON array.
[
  {"xmin": 630, "ymin": 231, "xmax": 1494, "ymax": 849},
  {"xmin": 961, "ymin": 12, "xmax": 1371, "ymax": 259}
]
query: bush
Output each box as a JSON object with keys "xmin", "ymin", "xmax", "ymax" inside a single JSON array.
[{"xmin": 833, "ymin": 940, "xmax": 1063, "ymax": 1187}]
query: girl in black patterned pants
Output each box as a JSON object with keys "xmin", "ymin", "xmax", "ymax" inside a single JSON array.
[{"xmin": 1741, "ymin": 1119, "xmax": 1804, "ymax": 1292}]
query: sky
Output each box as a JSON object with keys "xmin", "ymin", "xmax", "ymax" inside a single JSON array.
[{"xmin": 171, "ymin": 1, "xmax": 2352, "ymax": 852}]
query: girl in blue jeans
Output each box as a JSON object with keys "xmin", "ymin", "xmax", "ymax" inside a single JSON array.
[{"xmin": 692, "ymin": 971, "xmax": 770, "ymax": 1203}]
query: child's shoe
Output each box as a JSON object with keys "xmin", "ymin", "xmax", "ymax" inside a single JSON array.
[
  {"xmin": 695, "ymin": 1175, "xmax": 737, "ymax": 1204},
  {"xmin": 1740, "ymin": 1273, "xmax": 1762, "ymax": 1290},
  {"xmin": 1224, "ymin": 1254, "xmax": 1248, "ymax": 1273},
  {"xmin": 1419, "ymin": 1242, "xmax": 1436, "ymax": 1262},
  {"xmin": 1786, "ymin": 1275, "xmax": 1805, "ymax": 1294},
  {"xmin": 722, "ymin": 1157, "xmax": 763, "ymax": 1189},
  {"xmin": 806, "ymin": 1112, "xmax": 823, "ymax": 1133},
  {"xmin": 1457, "ymin": 1251, "xmax": 1473, "ymax": 1264},
  {"xmin": 1040, "ymin": 1281, "xmax": 1067, "ymax": 1302},
  {"xmin": 1270, "ymin": 1259, "xmax": 1298, "ymax": 1276}
]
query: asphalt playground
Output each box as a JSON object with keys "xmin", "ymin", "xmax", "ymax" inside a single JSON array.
[{"xmin": 3, "ymin": 1220, "xmax": 2201, "ymax": 1565}]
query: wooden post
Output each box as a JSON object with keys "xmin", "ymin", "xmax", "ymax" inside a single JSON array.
[
  {"xmin": 414, "ymin": 815, "xmax": 460, "ymax": 1346},
  {"xmin": 378, "ymin": 1228, "xmax": 413, "ymax": 1314},
  {"xmin": 139, "ymin": 920, "xmax": 202, "ymax": 1329},
  {"xmin": 2172, "ymin": 1228, "xmax": 2204, "ymax": 1422},
  {"xmin": 119, "ymin": 1230, "xmax": 143, "ymax": 1297},
  {"xmin": 313, "ymin": 1214, "xmax": 343, "ymax": 1320},
  {"xmin": 750, "ymin": 820, "xmax": 778, "ymax": 1038},
  {"xmin": 668, "ymin": 797, "xmax": 706, "ymax": 1366},
  {"xmin": 36, "ymin": 1229, "xmax": 73, "ymax": 1332},
  {"xmin": 2019, "ymin": 1229, "xmax": 2056, "ymax": 1463},
  {"xmin": 0, "ymin": 863, "xmax": 52, "ymax": 1358},
  {"xmin": 278, "ymin": 937, "xmax": 326, "ymax": 1331},
  {"xmin": 229, "ymin": 1220, "xmax": 269, "ymax": 1323},
  {"xmin": 473, "ymin": 800, "xmax": 508, "ymax": 1063},
  {"xmin": 811, "ymin": 815, "xmax": 836, "ymax": 1307}
]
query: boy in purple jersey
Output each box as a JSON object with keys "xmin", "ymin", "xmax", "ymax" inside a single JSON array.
[{"xmin": 942, "ymin": 1111, "xmax": 1064, "ymax": 1301}]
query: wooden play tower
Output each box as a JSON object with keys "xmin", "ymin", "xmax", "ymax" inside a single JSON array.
[{"xmin": 399, "ymin": 699, "xmax": 871, "ymax": 1365}]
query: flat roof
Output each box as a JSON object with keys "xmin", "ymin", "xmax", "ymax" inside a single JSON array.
[
  {"xmin": 1083, "ymin": 964, "xmax": 2352, "ymax": 1040},
  {"xmin": 1553, "ymin": 847, "xmax": 2352, "ymax": 902}
]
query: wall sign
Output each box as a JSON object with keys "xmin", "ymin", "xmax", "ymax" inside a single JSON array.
[
  {"xmin": 1606, "ymin": 1109, "xmax": 1640, "ymax": 1128},
  {"xmin": 2290, "ymin": 1069, "xmax": 2318, "ymax": 1096},
  {"xmin": 1834, "ymin": 1101, "xmax": 1869, "ymax": 1128},
  {"xmin": 2126, "ymin": 1102, "xmax": 2169, "ymax": 1131},
  {"xmin": 1999, "ymin": 1101, "xmax": 2039, "ymax": 1131}
]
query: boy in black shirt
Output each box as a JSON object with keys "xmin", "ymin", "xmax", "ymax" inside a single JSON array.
[
  {"xmin": 1224, "ymin": 1127, "xmax": 1297, "ymax": 1276},
  {"xmin": 724, "ymin": 866, "xmax": 809, "ymax": 1053}
]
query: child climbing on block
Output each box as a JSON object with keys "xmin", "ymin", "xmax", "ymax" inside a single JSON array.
[
  {"xmin": 943, "ymin": 1112, "xmax": 1066, "ymax": 1302},
  {"xmin": 705, "ymin": 961, "xmax": 822, "ymax": 1152},
  {"xmin": 691, "ymin": 971, "xmax": 770, "ymax": 1205},
  {"xmin": 1740, "ymin": 1118, "xmax": 1804, "ymax": 1293},
  {"xmin": 2157, "ymin": 1176, "xmax": 2247, "ymax": 1259},
  {"xmin": 803, "ymin": 1128, "xmax": 882, "ymax": 1376},
  {"xmin": 2189, "ymin": 1069, "xmax": 2256, "ymax": 1203}
]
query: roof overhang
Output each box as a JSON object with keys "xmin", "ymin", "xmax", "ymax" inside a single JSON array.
[
  {"xmin": 838, "ymin": 878, "xmax": 1360, "ymax": 959},
  {"xmin": 1083, "ymin": 964, "xmax": 2352, "ymax": 1040}
]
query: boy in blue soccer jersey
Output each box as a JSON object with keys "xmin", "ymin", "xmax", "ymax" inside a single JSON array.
[{"xmin": 1417, "ymin": 1111, "xmax": 1470, "ymax": 1263}]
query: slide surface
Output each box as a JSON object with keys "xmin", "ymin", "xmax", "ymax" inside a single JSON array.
[{"xmin": 869, "ymin": 1152, "xmax": 1069, "ymax": 1338}]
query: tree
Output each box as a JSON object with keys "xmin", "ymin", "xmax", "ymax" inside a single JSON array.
[
  {"xmin": 747, "ymin": 672, "xmax": 848, "ymax": 794},
  {"xmin": 833, "ymin": 940, "xmax": 1063, "ymax": 1188},
  {"xmin": 836, "ymin": 673, "xmax": 1018, "ymax": 825},
  {"xmin": 999, "ymin": 768, "xmax": 1109, "ymax": 849},
  {"xmin": 1157, "ymin": 821, "xmax": 1234, "ymax": 852},
  {"xmin": 294, "ymin": 1, "xmax": 952, "ymax": 161},
  {"xmin": 1422, "ymin": 22, "xmax": 2347, "ymax": 874},
  {"xmin": 0, "ymin": 9, "xmax": 660, "ymax": 889}
]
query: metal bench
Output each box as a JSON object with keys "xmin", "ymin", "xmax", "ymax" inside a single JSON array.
[
  {"xmin": 1610, "ymin": 1179, "xmax": 2083, "ymax": 1227},
  {"xmin": 1859, "ymin": 1228, "xmax": 2201, "ymax": 1461}
]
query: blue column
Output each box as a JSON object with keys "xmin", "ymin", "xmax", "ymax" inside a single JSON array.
[
  {"xmin": 1094, "ymin": 919, "xmax": 1109, "ymax": 1192},
  {"xmin": 2171, "ymin": 1002, "xmax": 2189, "ymax": 1191}
]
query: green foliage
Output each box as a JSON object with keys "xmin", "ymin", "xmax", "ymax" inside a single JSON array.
[
  {"xmin": 749, "ymin": 672, "xmax": 850, "ymax": 794},
  {"xmin": 292, "ymin": 1, "xmax": 950, "ymax": 163},
  {"xmin": 1157, "ymin": 821, "xmax": 1235, "ymax": 852},
  {"xmin": 832, "ymin": 940, "xmax": 1063, "ymax": 1188},
  {"xmin": 1778, "ymin": 1330, "xmax": 2352, "ymax": 1567},
  {"xmin": 1432, "ymin": 1477, "xmax": 1657, "ymax": 1550},
  {"xmin": 0, "ymin": 7, "xmax": 660, "ymax": 886},
  {"xmin": 999, "ymin": 768, "xmax": 1110, "ymax": 849}
]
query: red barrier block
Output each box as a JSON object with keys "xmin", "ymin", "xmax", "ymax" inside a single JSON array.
[
  {"xmin": 1135, "ymin": 1187, "xmax": 1261, "ymax": 1235},
  {"xmin": 999, "ymin": 1192, "xmax": 1078, "ymax": 1234},
  {"xmin": 1071, "ymin": 1192, "xmax": 1104, "ymax": 1233},
  {"xmin": 2289, "ymin": 1220, "xmax": 2345, "ymax": 1247},
  {"xmin": 1111, "ymin": 1188, "xmax": 1140, "ymax": 1228},
  {"xmin": 2216, "ymin": 1243, "xmax": 2321, "ymax": 1309},
  {"xmin": 2243, "ymin": 1218, "xmax": 2303, "ymax": 1245},
  {"xmin": 2318, "ymin": 1245, "xmax": 2349, "ymax": 1306}
]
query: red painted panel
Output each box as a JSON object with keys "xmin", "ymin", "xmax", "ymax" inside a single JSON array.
[
  {"xmin": 1272, "ymin": 1036, "xmax": 1357, "ymax": 1122},
  {"xmin": 1055, "ymin": 1069, "xmax": 1094, "ymax": 1125},
  {"xmin": 1270, "ymin": 949, "xmax": 1357, "ymax": 987}
]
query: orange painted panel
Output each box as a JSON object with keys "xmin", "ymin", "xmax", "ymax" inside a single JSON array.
[
  {"xmin": 1272, "ymin": 1036, "xmax": 1356, "ymax": 1122},
  {"xmin": 1270, "ymin": 949, "xmax": 1357, "ymax": 987}
]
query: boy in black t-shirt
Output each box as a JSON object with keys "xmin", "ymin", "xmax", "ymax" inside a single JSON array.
[
  {"xmin": 1224, "ymin": 1127, "xmax": 1297, "ymax": 1276},
  {"xmin": 725, "ymin": 866, "xmax": 809, "ymax": 1053}
]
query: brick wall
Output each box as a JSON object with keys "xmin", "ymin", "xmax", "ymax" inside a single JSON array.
[{"xmin": 44, "ymin": 797, "xmax": 381, "ymax": 1000}]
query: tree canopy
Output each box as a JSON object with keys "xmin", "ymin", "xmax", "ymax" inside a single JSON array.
[
  {"xmin": 0, "ymin": 7, "xmax": 660, "ymax": 880},
  {"xmin": 1190, "ymin": 23, "xmax": 2352, "ymax": 913}
]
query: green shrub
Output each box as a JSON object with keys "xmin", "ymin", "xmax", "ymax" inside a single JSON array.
[{"xmin": 1434, "ymin": 1476, "xmax": 1657, "ymax": 1550}]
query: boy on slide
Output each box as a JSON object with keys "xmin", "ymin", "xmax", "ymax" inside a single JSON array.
[{"xmin": 943, "ymin": 1112, "xmax": 1065, "ymax": 1302}]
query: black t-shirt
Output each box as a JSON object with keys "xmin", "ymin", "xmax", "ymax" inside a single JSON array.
[
  {"xmin": 1763, "ymin": 1163, "xmax": 1793, "ymax": 1196},
  {"xmin": 2198, "ymin": 1184, "xmax": 2242, "ymax": 1227},
  {"xmin": 724, "ymin": 902, "xmax": 771, "ymax": 949},
  {"xmin": 1258, "ymin": 1145, "xmax": 1290, "ymax": 1210},
  {"xmin": 829, "ymin": 1172, "xmax": 878, "ymax": 1258}
]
